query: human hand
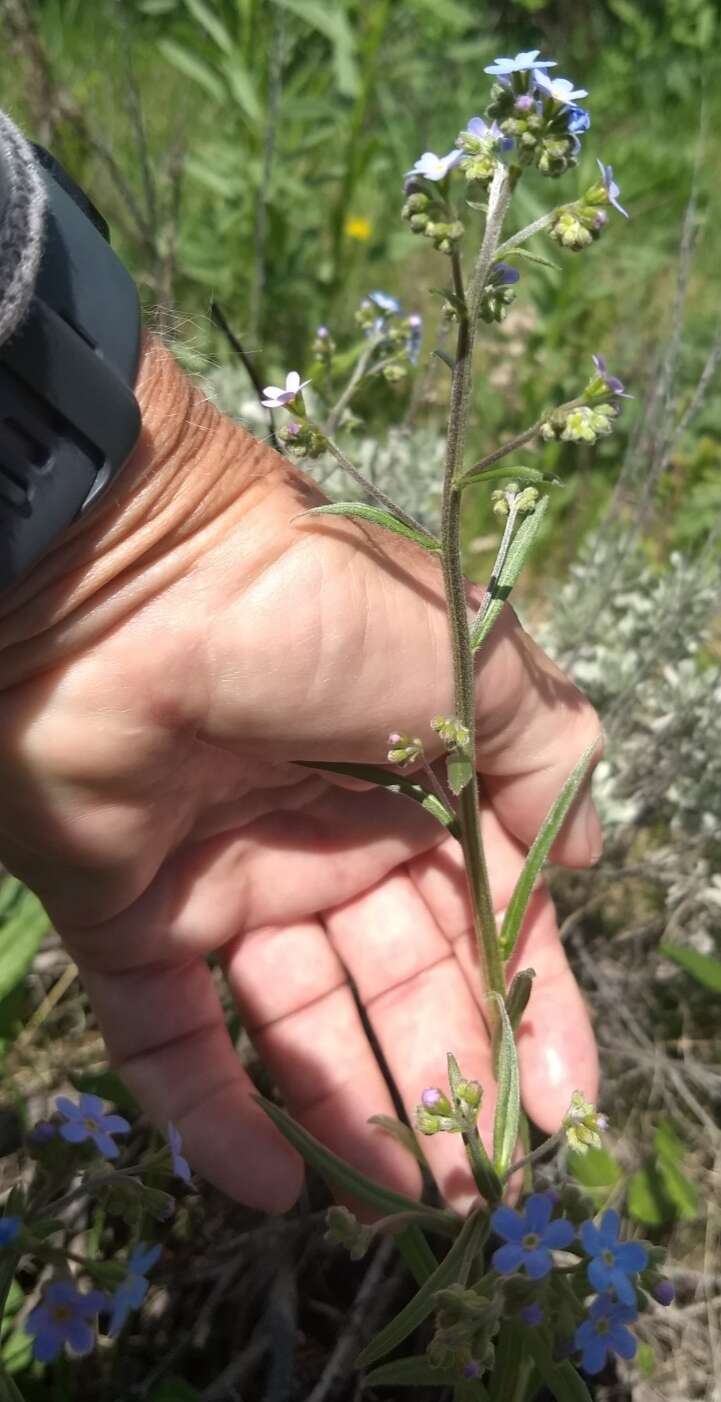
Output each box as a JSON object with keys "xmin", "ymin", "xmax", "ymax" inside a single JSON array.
[{"xmin": 0, "ymin": 338, "xmax": 601, "ymax": 1211}]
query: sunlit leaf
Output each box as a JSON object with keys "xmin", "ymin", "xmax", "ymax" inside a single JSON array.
[
  {"xmin": 296, "ymin": 502, "xmax": 440, "ymax": 551},
  {"xmin": 471, "ymin": 497, "xmax": 549, "ymax": 652},
  {"xmin": 660, "ymin": 943, "xmax": 721, "ymax": 994},
  {"xmin": 295, "ymin": 760, "xmax": 460, "ymax": 838},
  {"xmin": 498, "ymin": 740, "xmax": 599, "ymax": 960},
  {"xmin": 183, "ymin": 0, "xmax": 234, "ymax": 54},
  {"xmin": 446, "ymin": 748, "xmax": 474, "ymax": 796},
  {"xmin": 0, "ymin": 880, "xmax": 49, "ymax": 1003},
  {"xmin": 157, "ymin": 37, "xmax": 224, "ymax": 101},
  {"xmin": 490, "ymin": 995, "xmax": 520, "ymax": 1174},
  {"xmin": 459, "ymin": 465, "xmax": 560, "ymax": 489}
]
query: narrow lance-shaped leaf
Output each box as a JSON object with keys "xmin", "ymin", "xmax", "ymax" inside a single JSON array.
[
  {"xmin": 659, "ymin": 943, "xmax": 721, "ymax": 994},
  {"xmin": 525, "ymin": 1334, "xmax": 593, "ymax": 1402},
  {"xmin": 254, "ymin": 1095, "xmax": 457, "ymax": 1229},
  {"xmin": 295, "ymin": 760, "xmax": 460, "ymax": 839},
  {"xmin": 395, "ymin": 1227, "xmax": 439, "ymax": 1285},
  {"xmin": 471, "ymin": 497, "xmax": 549, "ymax": 653},
  {"xmin": 295, "ymin": 502, "xmax": 440, "ymax": 552},
  {"xmin": 367, "ymin": 1114, "xmax": 428, "ymax": 1167},
  {"xmin": 498, "ymin": 739, "xmax": 599, "ymax": 960},
  {"xmin": 356, "ymin": 1210, "xmax": 489, "ymax": 1370},
  {"xmin": 459, "ymin": 464, "xmax": 560, "ymax": 489},
  {"xmin": 363, "ymin": 1357, "xmax": 489, "ymax": 1392},
  {"xmin": 490, "ymin": 995, "xmax": 520, "ymax": 1176}
]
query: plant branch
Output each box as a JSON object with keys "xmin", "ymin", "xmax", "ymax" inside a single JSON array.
[
  {"xmin": 324, "ymin": 337, "xmax": 382, "ymax": 436},
  {"xmin": 320, "ymin": 434, "xmax": 437, "ymax": 539},
  {"xmin": 494, "ymin": 207, "xmax": 560, "ymax": 260},
  {"xmin": 502, "ymin": 1130, "xmax": 564, "ymax": 1184}
]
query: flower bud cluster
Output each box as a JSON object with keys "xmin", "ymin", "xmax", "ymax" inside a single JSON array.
[
  {"xmin": 278, "ymin": 419, "xmax": 326, "ymax": 459},
  {"xmin": 428, "ymin": 1283, "xmax": 502, "ymax": 1374},
  {"xmin": 324, "ymin": 1206, "xmax": 373, "ymax": 1261},
  {"xmin": 312, "ymin": 324, "xmax": 335, "ymax": 361},
  {"xmin": 479, "ymin": 261, "xmax": 520, "ymax": 324},
  {"xmin": 562, "ymin": 1092, "xmax": 608, "ymax": 1155},
  {"xmin": 415, "ymin": 1075, "xmax": 483, "ymax": 1138},
  {"xmin": 455, "ymin": 116, "xmax": 511, "ymax": 189},
  {"xmin": 484, "ymin": 61, "xmax": 588, "ymax": 179},
  {"xmin": 387, "ymin": 731, "xmax": 424, "ymax": 766},
  {"xmin": 400, "ymin": 187, "xmax": 465, "ymax": 255},
  {"xmin": 355, "ymin": 295, "xmax": 424, "ymax": 371},
  {"xmin": 550, "ymin": 203, "xmax": 607, "ymax": 252},
  {"xmin": 539, "ymin": 402, "xmax": 618, "ymax": 446},
  {"xmin": 491, "ymin": 482, "xmax": 540, "ymax": 518},
  {"xmin": 430, "ymin": 715, "xmax": 470, "ymax": 748}
]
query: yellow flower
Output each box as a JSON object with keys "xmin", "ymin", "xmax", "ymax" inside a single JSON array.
[{"xmin": 345, "ymin": 215, "xmax": 372, "ymax": 242}]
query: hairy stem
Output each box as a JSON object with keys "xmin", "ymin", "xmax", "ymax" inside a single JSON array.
[
  {"xmin": 494, "ymin": 206, "xmax": 560, "ymax": 259},
  {"xmin": 320, "ymin": 434, "xmax": 438, "ymax": 540},
  {"xmin": 440, "ymin": 165, "xmax": 512, "ymax": 1014},
  {"xmin": 325, "ymin": 336, "xmax": 381, "ymax": 436}
]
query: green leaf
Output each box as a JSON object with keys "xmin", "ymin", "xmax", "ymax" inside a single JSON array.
[
  {"xmin": 471, "ymin": 497, "xmax": 549, "ymax": 652},
  {"xmin": 254, "ymin": 1095, "xmax": 451, "ymax": 1224},
  {"xmin": 296, "ymin": 502, "xmax": 440, "ymax": 551},
  {"xmin": 1, "ymin": 1328, "xmax": 31, "ymax": 1377},
  {"xmin": 490, "ymin": 995, "xmax": 520, "ymax": 1174},
  {"xmin": 660, "ymin": 943, "xmax": 721, "ymax": 994},
  {"xmin": 157, "ymin": 37, "xmax": 225, "ymax": 101},
  {"xmin": 356, "ymin": 1210, "xmax": 488, "ymax": 1370},
  {"xmin": 498, "ymin": 740, "xmax": 599, "ymax": 960},
  {"xmin": 183, "ymin": 0, "xmax": 234, "ymax": 53},
  {"xmin": 526, "ymin": 1334, "xmax": 592, "ymax": 1402},
  {"xmin": 395, "ymin": 1227, "xmax": 439, "ymax": 1284},
  {"xmin": 567, "ymin": 1146, "xmax": 621, "ymax": 1202},
  {"xmin": 363, "ymin": 1356, "xmax": 462, "ymax": 1387},
  {"xmin": 0, "ymin": 1368, "xmax": 27, "ymax": 1402},
  {"xmin": 657, "ymin": 1155, "xmax": 698, "ymax": 1220},
  {"xmin": 459, "ymin": 465, "xmax": 560, "ymax": 489},
  {"xmin": 0, "ymin": 881, "xmax": 49, "ymax": 1003},
  {"xmin": 627, "ymin": 1161, "xmax": 669, "ymax": 1227},
  {"xmin": 367, "ymin": 1115, "xmax": 428, "ymax": 1167},
  {"xmin": 70, "ymin": 1070, "xmax": 139, "ymax": 1116},
  {"xmin": 446, "ymin": 748, "xmax": 474, "ymax": 796},
  {"xmin": 220, "ymin": 55, "xmax": 262, "ymax": 124},
  {"xmin": 514, "ymin": 246, "xmax": 562, "ymax": 271},
  {"xmin": 270, "ymin": 0, "xmax": 359, "ymax": 95},
  {"xmin": 295, "ymin": 761, "xmax": 460, "ymax": 838}
]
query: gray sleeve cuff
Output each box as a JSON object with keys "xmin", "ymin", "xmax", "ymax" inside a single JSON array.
[{"xmin": 0, "ymin": 112, "xmax": 47, "ymax": 349}]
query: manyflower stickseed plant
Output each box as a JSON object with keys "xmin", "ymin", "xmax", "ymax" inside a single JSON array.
[
  {"xmin": 0, "ymin": 43, "xmax": 671, "ymax": 1399},
  {"xmin": 250, "ymin": 45, "xmax": 672, "ymax": 1399}
]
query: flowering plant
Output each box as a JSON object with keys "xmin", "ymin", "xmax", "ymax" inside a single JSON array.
[{"xmin": 246, "ymin": 48, "xmax": 673, "ymax": 1397}]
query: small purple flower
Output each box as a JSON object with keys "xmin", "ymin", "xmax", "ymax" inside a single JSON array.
[
  {"xmin": 405, "ymin": 149, "xmax": 462, "ymax": 182},
  {"xmin": 0, "ymin": 1217, "xmax": 20, "ymax": 1247},
  {"xmin": 168, "ymin": 1122, "xmax": 191, "ymax": 1185},
  {"xmin": 515, "ymin": 94, "xmax": 536, "ymax": 112},
  {"xmin": 580, "ymin": 1210, "xmax": 648, "ymax": 1307},
  {"xmin": 29, "ymin": 1120, "xmax": 56, "ymax": 1146},
  {"xmin": 286, "ymin": 420, "xmax": 302, "ymax": 437},
  {"xmin": 575, "ymin": 1293, "xmax": 638, "ymax": 1375},
  {"xmin": 653, "ymin": 1279, "xmax": 675, "ymax": 1307},
  {"xmin": 521, "ymin": 1302, "xmax": 544, "ymax": 1327},
  {"xmin": 108, "ymin": 1243, "xmax": 162, "ymax": 1337},
  {"xmin": 316, "ymin": 325, "xmax": 329, "ymax": 338},
  {"xmin": 463, "ymin": 1360, "xmax": 483, "ymax": 1379},
  {"xmin": 421, "ymin": 1087, "xmax": 443, "ymax": 1109},
  {"xmin": 56, "ymin": 1094, "xmax": 130, "ymax": 1161},
  {"xmin": 26, "ymin": 1280, "xmax": 107, "ymax": 1362},
  {"xmin": 592, "ymin": 354, "xmax": 632, "ymax": 399},
  {"xmin": 534, "ymin": 71, "xmax": 588, "ymax": 105},
  {"xmin": 462, "ymin": 116, "xmax": 514, "ymax": 153},
  {"xmin": 368, "ymin": 290, "xmax": 401, "ymax": 316},
  {"xmin": 565, "ymin": 105, "xmax": 591, "ymax": 133},
  {"xmin": 484, "ymin": 50, "xmax": 556, "ymax": 77},
  {"xmin": 491, "ymin": 1194, "xmax": 575, "ymax": 1279},
  {"xmin": 596, "ymin": 159, "xmax": 629, "ymax": 218},
  {"xmin": 260, "ymin": 371, "xmax": 310, "ymax": 409},
  {"xmin": 492, "ymin": 261, "xmax": 521, "ymax": 286}
]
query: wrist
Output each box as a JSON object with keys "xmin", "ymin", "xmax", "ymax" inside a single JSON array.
[{"xmin": 0, "ymin": 335, "xmax": 287, "ymax": 685}]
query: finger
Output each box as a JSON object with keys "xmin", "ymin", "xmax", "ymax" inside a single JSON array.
[
  {"xmin": 324, "ymin": 870, "xmax": 493, "ymax": 1211},
  {"xmin": 75, "ymin": 953, "xmax": 302, "ymax": 1211},
  {"xmin": 223, "ymin": 919, "xmax": 422, "ymax": 1202},
  {"xmin": 409, "ymin": 812, "xmax": 599, "ymax": 1128}
]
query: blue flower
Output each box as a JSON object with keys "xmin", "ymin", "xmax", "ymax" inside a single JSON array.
[
  {"xmin": 653, "ymin": 1279, "xmax": 675, "ymax": 1307},
  {"xmin": 575, "ymin": 1293, "xmax": 638, "ymax": 1375},
  {"xmin": 534, "ymin": 71, "xmax": 588, "ymax": 105},
  {"xmin": 108, "ymin": 1243, "xmax": 162, "ymax": 1337},
  {"xmin": 596, "ymin": 159, "xmax": 629, "ymax": 218},
  {"xmin": 491, "ymin": 1194, "xmax": 575, "ymax": 1280},
  {"xmin": 26, "ymin": 1280, "xmax": 107, "ymax": 1362},
  {"xmin": 580, "ymin": 1210, "xmax": 648, "ymax": 1306},
  {"xmin": 566, "ymin": 105, "xmax": 591, "ymax": 134},
  {"xmin": 368, "ymin": 291, "xmax": 401, "ymax": 316},
  {"xmin": 29, "ymin": 1120, "xmax": 56, "ymax": 1146},
  {"xmin": 405, "ymin": 149, "xmax": 462, "ymax": 182},
  {"xmin": 484, "ymin": 50, "xmax": 556, "ymax": 76},
  {"xmin": 168, "ymin": 1122, "xmax": 191, "ymax": 1184},
  {"xmin": 56, "ymin": 1093, "xmax": 130, "ymax": 1161},
  {"xmin": 491, "ymin": 261, "xmax": 521, "ymax": 286},
  {"xmin": 521, "ymin": 1302, "xmax": 544, "ymax": 1327},
  {"xmin": 592, "ymin": 354, "xmax": 632, "ymax": 399},
  {"xmin": 0, "ymin": 1217, "xmax": 20, "ymax": 1247}
]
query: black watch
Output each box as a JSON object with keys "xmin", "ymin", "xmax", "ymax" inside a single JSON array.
[{"xmin": 0, "ymin": 147, "xmax": 142, "ymax": 591}]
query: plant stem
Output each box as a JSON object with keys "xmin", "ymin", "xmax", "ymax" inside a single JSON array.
[
  {"xmin": 470, "ymin": 500, "xmax": 520, "ymax": 635},
  {"xmin": 462, "ymin": 1126, "xmax": 503, "ymax": 1203},
  {"xmin": 320, "ymin": 434, "xmax": 437, "ymax": 540},
  {"xmin": 457, "ymin": 395, "xmax": 585, "ymax": 487},
  {"xmin": 494, "ymin": 206, "xmax": 560, "ymax": 259},
  {"xmin": 440, "ymin": 165, "xmax": 512, "ymax": 1014},
  {"xmin": 325, "ymin": 336, "xmax": 381, "ymax": 436},
  {"xmin": 502, "ymin": 1129, "xmax": 564, "ymax": 1184}
]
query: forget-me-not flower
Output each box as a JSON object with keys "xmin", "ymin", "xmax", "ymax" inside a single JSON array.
[
  {"xmin": 580, "ymin": 1210, "xmax": 648, "ymax": 1306},
  {"xmin": 108, "ymin": 1243, "xmax": 162, "ymax": 1337},
  {"xmin": 26, "ymin": 1280, "xmax": 107, "ymax": 1362},
  {"xmin": 491, "ymin": 1194, "xmax": 575, "ymax": 1279},
  {"xmin": 596, "ymin": 159, "xmax": 629, "ymax": 217},
  {"xmin": 534, "ymin": 71, "xmax": 588, "ymax": 104},
  {"xmin": 260, "ymin": 371, "xmax": 311, "ymax": 410},
  {"xmin": 575, "ymin": 1293, "xmax": 638, "ymax": 1375},
  {"xmin": 484, "ymin": 50, "xmax": 556, "ymax": 76},
  {"xmin": 405, "ymin": 149, "xmax": 462, "ymax": 182},
  {"xmin": 56, "ymin": 1093, "xmax": 130, "ymax": 1160},
  {"xmin": 368, "ymin": 290, "xmax": 401, "ymax": 316},
  {"xmin": 0, "ymin": 1217, "xmax": 20, "ymax": 1247},
  {"xmin": 592, "ymin": 354, "xmax": 632, "ymax": 398},
  {"xmin": 168, "ymin": 1122, "xmax": 192, "ymax": 1184},
  {"xmin": 566, "ymin": 105, "xmax": 591, "ymax": 133}
]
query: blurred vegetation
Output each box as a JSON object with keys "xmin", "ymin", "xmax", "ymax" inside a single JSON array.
[{"xmin": 3, "ymin": 0, "xmax": 720, "ymax": 568}]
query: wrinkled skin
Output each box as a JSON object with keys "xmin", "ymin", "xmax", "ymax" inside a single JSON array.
[{"xmin": 0, "ymin": 339, "xmax": 601, "ymax": 1210}]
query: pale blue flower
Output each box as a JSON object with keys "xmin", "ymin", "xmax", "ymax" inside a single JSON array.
[
  {"xmin": 575, "ymin": 1294, "xmax": 638, "ymax": 1375},
  {"xmin": 56, "ymin": 1093, "xmax": 130, "ymax": 1161},
  {"xmin": 534, "ymin": 71, "xmax": 588, "ymax": 104},
  {"xmin": 566, "ymin": 105, "xmax": 591, "ymax": 133},
  {"xmin": 27, "ymin": 1280, "xmax": 107, "ymax": 1362},
  {"xmin": 596, "ymin": 159, "xmax": 629, "ymax": 218},
  {"xmin": 108, "ymin": 1243, "xmax": 162, "ymax": 1337},
  {"xmin": 260, "ymin": 371, "xmax": 311, "ymax": 409},
  {"xmin": 168, "ymin": 1122, "xmax": 191, "ymax": 1184},
  {"xmin": 368, "ymin": 291, "xmax": 401, "ymax": 315},
  {"xmin": 484, "ymin": 50, "xmax": 556, "ymax": 76},
  {"xmin": 405, "ymin": 149, "xmax": 462, "ymax": 182}
]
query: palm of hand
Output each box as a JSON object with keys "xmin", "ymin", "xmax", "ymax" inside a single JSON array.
[{"xmin": 0, "ymin": 472, "xmax": 598, "ymax": 1209}]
